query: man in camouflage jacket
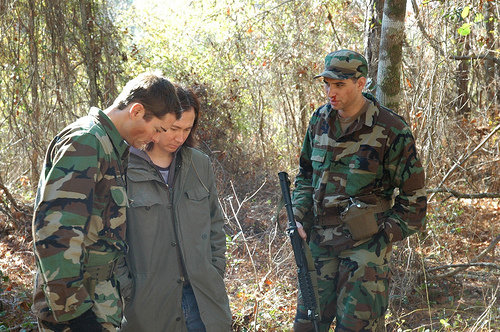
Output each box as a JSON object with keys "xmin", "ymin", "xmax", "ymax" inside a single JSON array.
[
  {"xmin": 292, "ymin": 50, "xmax": 427, "ymax": 331},
  {"xmin": 32, "ymin": 72, "xmax": 181, "ymax": 331}
]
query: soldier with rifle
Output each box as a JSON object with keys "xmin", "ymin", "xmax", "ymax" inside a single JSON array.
[{"xmin": 289, "ymin": 50, "xmax": 427, "ymax": 331}]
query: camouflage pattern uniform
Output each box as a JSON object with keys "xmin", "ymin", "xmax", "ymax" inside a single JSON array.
[
  {"xmin": 292, "ymin": 50, "xmax": 427, "ymax": 331},
  {"xmin": 32, "ymin": 107, "xmax": 130, "ymax": 331}
]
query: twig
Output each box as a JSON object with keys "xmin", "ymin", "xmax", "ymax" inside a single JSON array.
[
  {"xmin": 0, "ymin": 204, "xmax": 14, "ymax": 221},
  {"xmin": 223, "ymin": 180, "xmax": 267, "ymax": 283},
  {"xmin": 223, "ymin": 181, "xmax": 267, "ymax": 332},
  {"xmin": 0, "ymin": 175, "xmax": 22, "ymax": 211},
  {"xmin": 426, "ymin": 262, "xmax": 499, "ymax": 273},
  {"xmin": 425, "ymin": 234, "xmax": 500, "ymax": 279},
  {"xmin": 324, "ymin": 5, "xmax": 342, "ymax": 47},
  {"xmin": 470, "ymin": 283, "xmax": 499, "ymax": 332},
  {"xmin": 429, "ymin": 122, "xmax": 500, "ymax": 201},
  {"xmin": 225, "ymin": 196, "xmax": 257, "ymax": 281},
  {"xmin": 426, "ymin": 187, "xmax": 500, "ymax": 199},
  {"xmin": 410, "ymin": 0, "xmax": 445, "ymax": 57},
  {"xmin": 253, "ymin": 301, "xmax": 259, "ymax": 332},
  {"xmin": 450, "ymin": 54, "xmax": 500, "ymax": 65},
  {"xmin": 418, "ymin": 236, "xmax": 435, "ymax": 331}
]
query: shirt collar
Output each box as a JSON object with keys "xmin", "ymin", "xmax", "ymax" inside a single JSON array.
[
  {"xmin": 339, "ymin": 94, "xmax": 380, "ymax": 130},
  {"xmin": 90, "ymin": 107, "xmax": 129, "ymax": 159},
  {"xmin": 360, "ymin": 92, "xmax": 380, "ymax": 127}
]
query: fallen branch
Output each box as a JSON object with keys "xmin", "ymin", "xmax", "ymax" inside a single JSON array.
[
  {"xmin": 425, "ymin": 234, "xmax": 500, "ymax": 279},
  {"xmin": 427, "ymin": 187, "xmax": 500, "ymax": 199},
  {"xmin": 426, "ymin": 262, "xmax": 499, "ymax": 273}
]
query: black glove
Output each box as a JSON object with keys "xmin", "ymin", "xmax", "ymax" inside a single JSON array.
[{"xmin": 68, "ymin": 308, "xmax": 102, "ymax": 332}]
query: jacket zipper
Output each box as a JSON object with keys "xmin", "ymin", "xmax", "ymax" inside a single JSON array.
[
  {"xmin": 149, "ymin": 160, "xmax": 189, "ymax": 285},
  {"xmin": 168, "ymin": 160, "xmax": 190, "ymax": 285}
]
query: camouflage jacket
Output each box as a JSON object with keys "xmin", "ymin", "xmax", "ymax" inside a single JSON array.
[
  {"xmin": 32, "ymin": 107, "xmax": 129, "ymax": 324},
  {"xmin": 292, "ymin": 94, "xmax": 426, "ymax": 250}
]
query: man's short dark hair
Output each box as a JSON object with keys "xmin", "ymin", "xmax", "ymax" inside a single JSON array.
[{"xmin": 113, "ymin": 71, "xmax": 181, "ymax": 120}]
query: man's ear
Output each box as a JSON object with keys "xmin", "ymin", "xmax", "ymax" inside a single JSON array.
[
  {"xmin": 129, "ymin": 103, "xmax": 145, "ymax": 119},
  {"xmin": 357, "ymin": 77, "xmax": 367, "ymax": 90}
]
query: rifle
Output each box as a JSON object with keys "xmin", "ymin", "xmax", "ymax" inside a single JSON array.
[{"xmin": 278, "ymin": 172, "xmax": 320, "ymax": 332}]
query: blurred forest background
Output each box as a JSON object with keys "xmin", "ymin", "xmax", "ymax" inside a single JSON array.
[{"xmin": 0, "ymin": 0, "xmax": 499, "ymax": 330}]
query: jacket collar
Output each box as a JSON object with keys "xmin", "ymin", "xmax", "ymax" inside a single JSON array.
[
  {"xmin": 177, "ymin": 147, "xmax": 191, "ymax": 185},
  {"xmin": 326, "ymin": 93, "xmax": 381, "ymax": 138},
  {"xmin": 90, "ymin": 107, "xmax": 129, "ymax": 159},
  {"xmin": 360, "ymin": 92, "xmax": 380, "ymax": 128},
  {"xmin": 128, "ymin": 146, "xmax": 184, "ymax": 186},
  {"xmin": 344, "ymin": 95, "xmax": 378, "ymax": 134}
]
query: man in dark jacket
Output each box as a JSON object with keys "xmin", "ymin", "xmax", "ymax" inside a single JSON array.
[{"xmin": 122, "ymin": 86, "xmax": 232, "ymax": 332}]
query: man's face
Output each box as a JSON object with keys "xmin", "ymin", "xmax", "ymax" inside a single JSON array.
[
  {"xmin": 323, "ymin": 76, "xmax": 365, "ymax": 112},
  {"xmin": 125, "ymin": 105, "xmax": 177, "ymax": 150},
  {"xmin": 156, "ymin": 108, "xmax": 195, "ymax": 154}
]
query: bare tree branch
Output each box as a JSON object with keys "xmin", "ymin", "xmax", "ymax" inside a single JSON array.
[
  {"xmin": 0, "ymin": 174, "xmax": 21, "ymax": 212},
  {"xmin": 425, "ymin": 234, "xmax": 500, "ymax": 280},
  {"xmin": 427, "ymin": 187, "xmax": 500, "ymax": 199},
  {"xmin": 429, "ymin": 122, "xmax": 500, "ymax": 201},
  {"xmin": 324, "ymin": 5, "xmax": 342, "ymax": 47},
  {"xmin": 450, "ymin": 54, "xmax": 500, "ymax": 65},
  {"xmin": 410, "ymin": 0, "xmax": 445, "ymax": 57},
  {"xmin": 426, "ymin": 262, "xmax": 499, "ymax": 273}
]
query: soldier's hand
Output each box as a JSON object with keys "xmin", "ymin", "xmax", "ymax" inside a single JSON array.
[{"xmin": 296, "ymin": 221, "xmax": 307, "ymax": 241}]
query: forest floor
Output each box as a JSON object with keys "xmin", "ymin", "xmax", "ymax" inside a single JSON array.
[{"xmin": 0, "ymin": 194, "xmax": 498, "ymax": 331}]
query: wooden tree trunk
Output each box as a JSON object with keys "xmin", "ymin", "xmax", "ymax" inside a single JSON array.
[
  {"xmin": 484, "ymin": 0, "xmax": 498, "ymax": 118},
  {"xmin": 28, "ymin": 0, "xmax": 40, "ymax": 186},
  {"xmin": 376, "ymin": 0, "xmax": 407, "ymax": 112},
  {"xmin": 364, "ymin": 0, "xmax": 384, "ymax": 86},
  {"xmin": 456, "ymin": 36, "xmax": 471, "ymax": 118},
  {"xmin": 79, "ymin": 0, "xmax": 101, "ymax": 107}
]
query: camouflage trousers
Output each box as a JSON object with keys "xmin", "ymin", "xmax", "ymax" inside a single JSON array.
[
  {"xmin": 294, "ymin": 232, "xmax": 392, "ymax": 332},
  {"xmin": 36, "ymin": 277, "xmax": 123, "ymax": 332}
]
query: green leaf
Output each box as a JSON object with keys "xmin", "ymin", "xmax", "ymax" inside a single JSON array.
[
  {"xmin": 474, "ymin": 13, "xmax": 484, "ymax": 23},
  {"xmin": 461, "ymin": 6, "xmax": 470, "ymax": 19},
  {"xmin": 457, "ymin": 23, "xmax": 471, "ymax": 36},
  {"xmin": 440, "ymin": 318, "xmax": 451, "ymax": 328}
]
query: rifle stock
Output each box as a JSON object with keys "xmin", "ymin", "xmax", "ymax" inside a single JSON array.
[{"xmin": 278, "ymin": 172, "xmax": 320, "ymax": 332}]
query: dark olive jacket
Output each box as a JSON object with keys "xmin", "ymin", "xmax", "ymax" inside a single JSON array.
[{"xmin": 121, "ymin": 147, "xmax": 231, "ymax": 332}]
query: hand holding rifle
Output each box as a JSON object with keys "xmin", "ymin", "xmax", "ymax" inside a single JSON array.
[{"xmin": 278, "ymin": 172, "xmax": 320, "ymax": 332}]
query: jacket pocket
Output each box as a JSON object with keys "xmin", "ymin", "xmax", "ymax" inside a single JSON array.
[
  {"xmin": 129, "ymin": 193, "xmax": 163, "ymax": 208},
  {"xmin": 346, "ymin": 156, "xmax": 380, "ymax": 193},
  {"xmin": 128, "ymin": 193, "xmax": 164, "ymax": 226},
  {"xmin": 183, "ymin": 187, "xmax": 211, "ymax": 230},
  {"xmin": 127, "ymin": 192, "xmax": 167, "ymax": 273},
  {"xmin": 311, "ymin": 148, "xmax": 330, "ymax": 208},
  {"xmin": 100, "ymin": 185, "xmax": 128, "ymax": 239},
  {"xmin": 185, "ymin": 187, "xmax": 209, "ymax": 201},
  {"xmin": 310, "ymin": 148, "xmax": 327, "ymax": 170}
]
